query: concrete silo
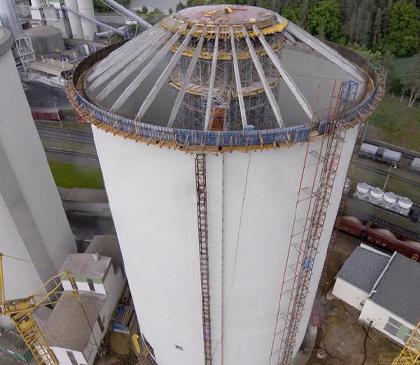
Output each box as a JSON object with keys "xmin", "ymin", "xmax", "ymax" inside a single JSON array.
[
  {"xmin": 64, "ymin": 0, "xmax": 84, "ymax": 40},
  {"xmin": 68, "ymin": 5, "xmax": 385, "ymax": 365},
  {"xmin": 0, "ymin": 27, "xmax": 76, "ymax": 315},
  {"xmin": 76, "ymin": 0, "xmax": 97, "ymax": 41}
]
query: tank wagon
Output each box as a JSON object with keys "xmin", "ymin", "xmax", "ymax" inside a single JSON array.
[
  {"xmin": 359, "ymin": 142, "xmax": 402, "ymax": 165},
  {"xmin": 67, "ymin": 5, "xmax": 384, "ymax": 365},
  {"xmin": 336, "ymin": 216, "xmax": 420, "ymax": 262}
]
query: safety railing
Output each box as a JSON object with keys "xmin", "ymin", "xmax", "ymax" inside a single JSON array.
[{"xmin": 68, "ymin": 42, "xmax": 383, "ymax": 149}]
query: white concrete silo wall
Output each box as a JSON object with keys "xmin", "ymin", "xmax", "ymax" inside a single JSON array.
[
  {"xmin": 93, "ymin": 125, "xmax": 359, "ymax": 365},
  {"xmin": 0, "ymin": 41, "xmax": 76, "ymax": 302},
  {"xmin": 92, "ymin": 128, "xmax": 205, "ymax": 365},
  {"xmin": 64, "ymin": 0, "xmax": 84, "ymax": 39},
  {"xmin": 76, "ymin": 0, "xmax": 97, "ymax": 41},
  {"xmin": 0, "ymin": 195, "xmax": 43, "ymax": 303}
]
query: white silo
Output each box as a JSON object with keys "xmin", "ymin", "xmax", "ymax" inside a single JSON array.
[
  {"xmin": 0, "ymin": 27, "xmax": 76, "ymax": 316},
  {"xmin": 68, "ymin": 5, "xmax": 384, "ymax": 365},
  {"xmin": 0, "ymin": 0, "xmax": 23, "ymax": 39},
  {"xmin": 64, "ymin": 0, "xmax": 84, "ymax": 40},
  {"xmin": 76, "ymin": 0, "xmax": 97, "ymax": 41}
]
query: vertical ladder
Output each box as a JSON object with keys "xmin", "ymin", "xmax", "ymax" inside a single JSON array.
[
  {"xmin": 269, "ymin": 81, "xmax": 348, "ymax": 365},
  {"xmin": 279, "ymin": 120, "xmax": 347, "ymax": 364},
  {"xmin": 269, "ymin": 135, "xmax": 327, "ymax": 364},
  {"xmin": 10, "ymin": 309, "xmax": 58, "ymax": 365},
  {"xmin": 195, "ymin": 153, "xmax": 212, "ymax": 365}
]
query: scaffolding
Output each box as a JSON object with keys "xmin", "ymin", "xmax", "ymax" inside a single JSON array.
[
  {"xmin": 13, "ymin": 35, "xmax": 35, "ymax": 72},
  {"xmin": 268, "ymin": 70, "xmax": 385, "ymax": 365},
  {"xmin": 195, "ymin": 154, "xmax": 212, "ymax": 365}
]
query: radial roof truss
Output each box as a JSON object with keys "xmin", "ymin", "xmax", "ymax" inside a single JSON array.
[{"xmin": 84, "ymin": 7, "xmax": 365, "ymax": 132}]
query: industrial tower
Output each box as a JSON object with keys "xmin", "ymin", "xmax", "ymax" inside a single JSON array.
[{"xmin": 68, "ymin": 5, "xmax": 384, "ymax": 365}]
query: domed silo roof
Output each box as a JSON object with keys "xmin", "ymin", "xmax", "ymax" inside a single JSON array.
[{"xmin": 72, "ymin": 4, "xmax": 376, "ymax": 150}]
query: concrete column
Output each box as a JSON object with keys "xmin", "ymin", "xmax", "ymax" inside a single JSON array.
[
  {"xmin": 0, "ymin": 27, "xmax": 76, "ymax": 313},
  {"xmin": 31, "ymin": 0, "xmax": 42, "ymax": 7},
  {"xmin": 64, "ymin": 0, "xmax": 84, "ymax": 40},
  {"xmin": 77, "ymin": 0, "xmax": 97, "ymax": 41}
]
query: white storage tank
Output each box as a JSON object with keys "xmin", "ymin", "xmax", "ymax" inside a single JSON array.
[
  {"xmin": 357, "ymin": 182, "xmax": 371, "ymax": 195},
  {"xmin": 68, "ymin": 5, "xmax": 384, "ymax": 365},
  {"xmin": 76, "ymin": 0, "xmax": 97, "ymax": 41},
  {"xmin": 370, "ymin": 187, "xmax": 384, "ymax": 200},
  {"xmin": 64, "ymin": 0, "xmax": 84, "ymax": 39},
  {"xmin": 398, "ymin": 197, "xmax": 413, "ymax": 210},
  {"xmin": 0, "ymin": 27, "xmax": 76, "ymax": 320},
  {"xmin": 383, "ymin": 192, "xmax": 397, "ymax": 205}
]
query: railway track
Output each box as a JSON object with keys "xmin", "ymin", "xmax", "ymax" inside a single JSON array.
[
  {"xmin": 44, "ymin": 146, "xmax": 98, "ymax": 161},
  {"xmin": 355, "ymin": 159, "xmax": 420, "ymax": 190},
  {"xmin": 37, "ymin": 125, "xmax": 94, "ymax": 144}
]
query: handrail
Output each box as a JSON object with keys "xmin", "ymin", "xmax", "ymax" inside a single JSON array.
[{"xmin": 67, "ymin": 42, "xmax": 384, "ymax": 150}]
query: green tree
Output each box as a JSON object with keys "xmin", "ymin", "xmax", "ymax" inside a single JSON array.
[
  {"xmin": 282, "ymin": 3, "xmax": 301, "ymax": 23},
  {"xmin": 307, "ymin": 0, "xmax": 342, "ymax": 41},
  {"xmin": 93, "ymin": 0, "xmax": 130, "ymax": 12},
  {"xmin": 387, "ymin": 0, "xmax": 420, "ymax": 57},
  {"xmin": 176, "ymin": 2, "xmax": 187, "ymax": 11}
]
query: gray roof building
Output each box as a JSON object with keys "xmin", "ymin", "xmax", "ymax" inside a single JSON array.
[
  {"xmin": 336, "ymin": 246, "xmax": 390, "ymax": 292},
  {"xmin": 86, "ymin": 235, "xmax": 123, "ymax": 272},
  {"xmin": 61, "ymin": 253, "xmax": 112, "ymax": 282},
  {"xmin": 45, "ymin": 292, "xmax": 105, "ymax": 351},
  {"xmin": 370, "ymin": 253, "xmax": 420, "ymax": 324}
]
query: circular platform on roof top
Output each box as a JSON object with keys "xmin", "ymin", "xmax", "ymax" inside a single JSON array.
[{"xmin": 173, "ymin": 5, "xmax": 276, "ymax": 28}]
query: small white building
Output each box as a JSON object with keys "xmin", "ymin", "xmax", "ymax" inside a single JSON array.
[
  {"xmin": 43, "ymin": 235, "xmax": 126, "ymax": 365},
  {"xmin": 333, "ymin": 246, "xmax": 420, "ymax": 345}
]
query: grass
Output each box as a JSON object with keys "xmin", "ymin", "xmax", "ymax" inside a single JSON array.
[
  {"xmin": 366, "ymin": 94, "xmax": 420, "ymax": 151},
  {"xmin": 394, "ymin": 56, "xmax": 415, "ymax": 80},
  {"xmin": 48, "ymin": 161, "xmax": 104, "ymax": 189}
]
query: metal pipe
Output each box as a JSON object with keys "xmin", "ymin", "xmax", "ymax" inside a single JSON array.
[
  {"xmin": 95, "ymin": 26, "xmax": 125, "ymax": 37},
  {"xmin": 100, "ymin": 0, "xmax": 151, "ymax": 29},
  {"xmin": 61, "ymin": 5, "xmax": 125, "ymax": 36}
]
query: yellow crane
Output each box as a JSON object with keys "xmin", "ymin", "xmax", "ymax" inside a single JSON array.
[
  {"xmin": 378, "ymin": 322, "xmax": 420, "ymax": 365},
  {"xmin": 0, "ymin": 252, "xmax": 77, "ymax": 365},
  {"xmin": 391, "ymin": 322, "xmax": 420, "ymax": 365}
]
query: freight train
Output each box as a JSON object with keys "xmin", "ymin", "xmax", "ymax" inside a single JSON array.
[
  {"xmin": 335, "ymin": 215, "xmax": 420, "ymax": 262},
  {"xmin": 359, "ymin": 142, "xmax": 420, "ymax": 173},
  {"xmin": 31, "ymin": 107, "xmax": 64, "ymax": 121}
]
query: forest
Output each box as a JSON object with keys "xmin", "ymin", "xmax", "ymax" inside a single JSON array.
[
  {"xmin": 174, "ymin": 0, "xmax": 420, "ymax": 101},
  {"xmin": 175, "ymin": 0, "xmax": 419, "ymax": 57}
]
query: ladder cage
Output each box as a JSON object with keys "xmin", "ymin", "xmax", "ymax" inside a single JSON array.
[{"xmin": 195, "ymin": 153, "xmax": 213, "ymax": 365}]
